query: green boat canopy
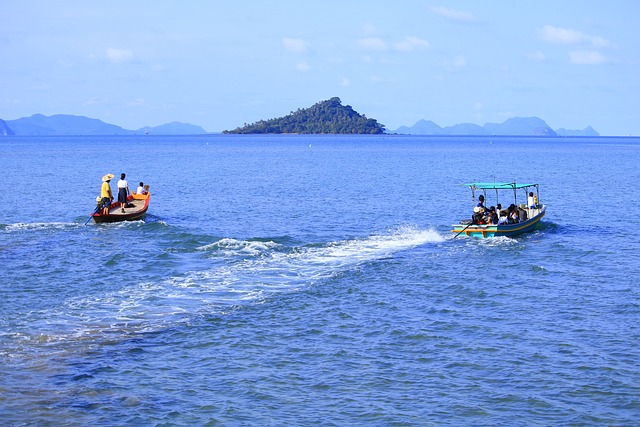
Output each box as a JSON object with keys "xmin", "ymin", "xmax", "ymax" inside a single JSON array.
[{"xmin": 463, "ymin": 182, "xmax": 538, "ymax": 190}]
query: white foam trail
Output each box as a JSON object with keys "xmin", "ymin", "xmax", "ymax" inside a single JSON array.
[
  {"xmin": 12, "ymin": 226, "xmax": 444, "ymax": 348},
  {"xmin": 302, "ymin": 225, "xmax": 444, "ymax": 268},
  {"xmin": 197, "ymin": 238, "xmax": 281, "ymax": 256},
  {"xmin": 1, "ymin": 222, "xmax": 77, "ymax": 232},
  {"xmin": 138, "ymin": 225, "xmax": 444, "ymax": 305}
]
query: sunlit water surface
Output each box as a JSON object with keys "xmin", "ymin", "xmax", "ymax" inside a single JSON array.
[{"xmin": 1, "ymin": 135, "xmax": 639, "ymax": 425}]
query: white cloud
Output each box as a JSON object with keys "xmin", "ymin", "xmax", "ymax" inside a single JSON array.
[
  {"xmin": 358, "ymin": 36, "xmax": 430, "ymax": 52},
  {"xmin": 362, "ymin": 23, "xmax": 377, "ymax": 35},
  {"xmin": 443, "ymin": 55, "xmax": 466, "ymax": 70},
  {"xmin": 296, "ymin": 61, "xmax": 311, "ymax": 71},
  {"xmin": 84, "ymin": 97, "xmax": 106, "ymax": 106},
  {"xmin": 57, "ymin": 59, "xmax": 74, "ymax": 68},
  {"xmin": 540, "ymin": 25, "xmax": 587, "ymax": 44},
  {"xmin": 358, "ymin": 37, "xmax": 387, "ymax": 51},
  {"xmin": 282, "ymin": 38, "xmax": 309, "ymax": 54},
  {"xmin": 590, "ymin": 36, "xmax": 616, "ymax": 49},
  {"xmin": 431, "ymin": 6, "xmax": 477, "ymax": 23},
  {"xmin": 569, "ymin": 50, "xmax": 608, "ymax": 65},
  {"xmin": 453, "ymin": 56, "xmax": 466, "ymax": 67},
  {"xmin": 527, "ymin": 51, "xmax": 546, "ymax": 62},
  {"xmin": 340, "ymin": 77, "xmax": 350, "ymax": 87},
  {"xmin": 393, "ymin": 36, "xmax": 430, "ymax": 52},
  {"xmin": 105, "ymin": 48, "xmax": 134, "ymax": 63},
  {"xmin": 127, "ymin": 98, "xmax": 147, "ymax": 106},
  {"xmin": 539, "ymin": 25, "xmax": 615, "ymax": 49}
]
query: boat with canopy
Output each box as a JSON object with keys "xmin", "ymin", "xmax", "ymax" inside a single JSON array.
[{"xmin": 451, "ymin": 182, "xmax": 546, "ymax": 238}]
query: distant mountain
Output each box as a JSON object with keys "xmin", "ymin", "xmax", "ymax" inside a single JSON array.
[
  {"xmin": 395, "ymin": 119, "xmax": 443, "ymax": 135},
  {"xmin": 0, "ymin": 119, "xmax": 14, "ymax": 136},
  {"xmin": 1, "ymin": 114, "xmax": 208, "ymax": 136},
  {"xmin": 394, "ymin": 116, "xmax": 599, "ymax": 136},
  {"xmin": 138, "ymin": 122, "xmax": 207, "ymax": 135},
  {"xmin": 555, "ymin": 126, "xmax": 599, "ymax": 137},
  {"xmin": 6, "ymin": 114, "xmax": 133, "ymax": 135},
  {"xmin": 224, "ymin": 97, "xmax": 385, "ymax": 134},
  {"xmin": 396, "ymin": 120, "xmax": 486, "ymax": 135},
  {"xmin": 444, "ymin": 122, "xmax": 485, "ymax": 135},
  {"xmin": 486, "ymin": 117, "xmax": 557, "ymax": 136}
]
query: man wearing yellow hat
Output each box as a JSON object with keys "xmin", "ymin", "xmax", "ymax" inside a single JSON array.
[{"xmin": 100, "ymin": 173, "xmax": 114, "ymax": 215}]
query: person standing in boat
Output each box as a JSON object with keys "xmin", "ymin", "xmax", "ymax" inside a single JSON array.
[
  {"xmin": 117, "ymin": 173, "xmax": 130, "ymax": 213},
  {"xmin": 100, "ymin": 173, "xmax": 114, "ymax": 215},
  {"xmin": 471, "ymin": 195, "xmax": 489, "ymax": 224},
  {"xmin": 477, "ymin": 195, "xmax": 488, "ymax": 210}
]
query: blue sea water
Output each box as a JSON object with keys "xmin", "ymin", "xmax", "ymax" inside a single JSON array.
[{"xmin": 1, "ymin": 134, "xmax": 639, "ymax": 426}]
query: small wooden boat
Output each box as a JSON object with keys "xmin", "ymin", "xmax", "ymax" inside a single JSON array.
[
  {"xmin": 451, "ymin": 182, "xmax": 546, "ymax": 238},
  {"xmin": 91, "ymin": 191, "xmax": 150, "ymax": 223}
]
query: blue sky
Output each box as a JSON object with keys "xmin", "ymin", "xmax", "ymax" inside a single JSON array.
[{"xmin": 2, "ymin": 1, "xmax": 638, "ymax": 135}]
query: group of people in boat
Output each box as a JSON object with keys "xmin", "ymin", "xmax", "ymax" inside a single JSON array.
[
  {"xmin": 471, "ymin": 195, "xmax": 529, "ymax": 225},
  {"xmin": 98, "ymin": 173, "xmax": 149, "ymax": 215}
]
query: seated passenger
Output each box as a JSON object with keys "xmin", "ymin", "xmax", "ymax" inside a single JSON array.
[
  {"xmin": 136, "ymin": 182, "xmax": 148, "ymax": 195},
  {"xmin": 489, "ymin": 206, "xmax": 499, "ymax": 224},
  {"xmin": 472, "ymin": 206, "xmax": 485, "ymax": 224},
  {"xmin": 508, "ymin": 204, "xmax": 519, "ymax": 224},
  {"xmin": 519, "ymin": 207, "xmax": 528, "ymax": 221}
]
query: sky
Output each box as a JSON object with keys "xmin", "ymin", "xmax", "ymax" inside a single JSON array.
[{"xmin": 1, "ymin": 1, "xmax": 639, "ymax": 135}]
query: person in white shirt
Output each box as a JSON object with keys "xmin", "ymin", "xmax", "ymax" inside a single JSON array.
[
  {"xmin": 136, "ymin": 182, "xmax": 148, "ymax": 195},
  {"xmin": 117, "ymin": 173, "xmax": 129, "ymax": 213},
  {"xmin": 498, "ymin": 211, "xmax": 509, "ymax": 224}
]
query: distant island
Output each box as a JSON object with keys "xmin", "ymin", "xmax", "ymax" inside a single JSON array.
[
  {"xmin": 223, "ymin": 97, "xmax": 385, "ymax": 134},
  {"xmin": 0, "ymin": 114, "xmax": 207, "ymax": 136},
  {"xmin": 393, "ymin": 117, "xmax": 599, "ymax": 137}
]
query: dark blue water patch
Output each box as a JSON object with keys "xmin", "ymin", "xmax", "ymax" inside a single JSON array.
[{"xmin": 535, "ymin": 220, "xmax": 560, "ymax": 234}]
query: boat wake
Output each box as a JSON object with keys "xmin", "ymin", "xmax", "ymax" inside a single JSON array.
[
  {"xmin": 0, "ymin": 220, "xmax": 149, "ymax": 234},
  {"xmin": 3, "ymin": 225, "xmax": 444, "ymax": 354},
  {"xmin": 0, "ymin": 222, "xmax": 78, "ymax": 232}
]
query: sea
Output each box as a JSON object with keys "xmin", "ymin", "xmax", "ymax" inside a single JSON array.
[{"xmin": 1, "ymin": 134, "xmax": 639, "ymax": 426}]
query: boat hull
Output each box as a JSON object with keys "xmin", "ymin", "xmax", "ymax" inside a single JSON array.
[
  {"xmin": 92, "ymin": 193, "xmax": 150, "ymax": 223},
  {"xmin": 452, "ymin": 206, "xmax": 546, "ymax": 238}
]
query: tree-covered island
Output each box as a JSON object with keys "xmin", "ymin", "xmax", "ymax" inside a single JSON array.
[{"xmin": 223, "ymin": 97, "xmax": 385, "ymax": 134}]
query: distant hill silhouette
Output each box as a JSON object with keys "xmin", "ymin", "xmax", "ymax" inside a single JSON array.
[
  {"xmin": 0, "ymin": 119, "xmax": 14, "ymax": 136},
  {"xmin": 6, "ymin": 114, "xmax": 132, "ymax": 135},
  {"xmin": 555, "ymin": 126, "xmax": 599, "ymax": 137},
  {"xmin": 138, "ymin": 122, "xmax": 207, "ymax": 135},
  {"xmin": 395, "ymin": 117, "xmax": 599, "ymax": 136},
  {"xmin": 1, "ymin": 114, "xmax": 207, "ymax": 135},
  {"xmin": 224, "ymin": 97, "xmax": 385, "ymax": 134}
]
